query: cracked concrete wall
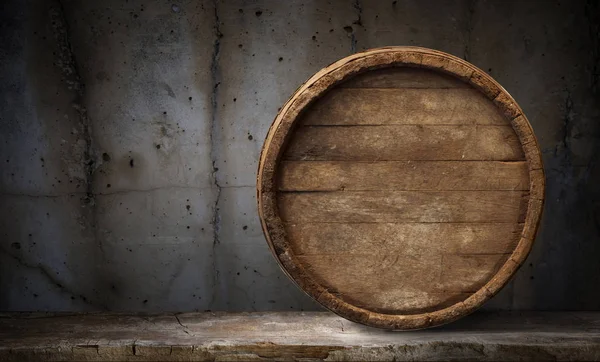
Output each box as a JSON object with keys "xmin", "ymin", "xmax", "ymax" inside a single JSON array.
[{"xmin": 1, "ymin": 0, "xmax": 599, "ymax": 312}]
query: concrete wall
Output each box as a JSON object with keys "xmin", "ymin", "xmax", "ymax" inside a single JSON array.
[{"xmin": 0, "ymin": 0, "xmax": 598, "ymax": 312}]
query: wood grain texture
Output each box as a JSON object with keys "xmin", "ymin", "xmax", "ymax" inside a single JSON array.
[
  {"xmin": 287, "ymin": 223, "xmax": 523, "ymax": 256},
  {"xmin": 280, "ymin": 161, "xmax": 529, "ymax": 191},
  {"xmin": 331, "ymin": 291, "xmax": 473, "ymax": 314},
  {"xmin": 257, "ymin": 47, "xmax": 545, "ymax": 330},
  {"xmin": 279, "ymin": 191, "xmax": 529, "ymax": 223},
  {"xmin": 298, "ymin": 252, "xmax": 507, "ymax": 313},
  {"xmin": 339, "ymin": 67, "xmax": 471, "ymax": 88},
  {"xmin": 440, "ymin": 254, "xmax": 509, "ymax": 292},
  {"xmin": 302, "ymin": 88, "xmax": 507, "ymax": 126},
  {"xmin": 284, "ymin": 125, "xmax": 525, "ymax": 161}
]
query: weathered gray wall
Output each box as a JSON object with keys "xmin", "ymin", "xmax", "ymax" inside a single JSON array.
[{"xmin": 0, "ymin": 0, "xmax": 598, "ymax": 312}]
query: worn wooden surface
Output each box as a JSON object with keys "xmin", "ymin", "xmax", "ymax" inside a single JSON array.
[
  {"xmin": 280, "ymin": 161, "xmax": 529, "ymax": 191},
  {"xmin": 284, "ymin": 125, "xmax": 524, "ymax": 161},
  {"xmin": 257, "ymin": 47, "xmax": 545, "ymax": 329},
  {"xmin": 1, "ymin": 312, "xmax": 599, "ymax": 361}
]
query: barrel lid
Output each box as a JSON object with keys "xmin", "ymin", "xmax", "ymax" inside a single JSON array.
[{"xmin": 257, "ymin": 47, "xmax": 544, "ymax": 330}]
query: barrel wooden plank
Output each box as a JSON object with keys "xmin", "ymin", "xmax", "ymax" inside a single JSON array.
[
  {"xmin": 279, "ymin": 161, "xmax": 529, "ymax": 191},
  {"xmin": 440, "ymin": 254, "xmax": 510, "ymax": 292},
  {"xmin": 298, "ymin": 253, "xmax": 442, "ymax": 297},
  {"xmin": 331, "ymin": 291, "xmax": 473, "ymax": 314},
  {"xmin": 297, "ymin": 253, "xmax": 507, "ymax": 312},
  {"xmin": 298, "ymin": 254, "xmax": 507, "ymax": 294},
  {"xmin": 301, "ymin": 88, "xmax": 507, "ymax": 126},
  {"xmin": 279, "ymin": 191, "xmax": 529, "ymax": 223},
  {"xmin": 286, "ymin": 223, "xmax": 523, "ymax": 256},
  {"xmin": 339, "ymin": 67, "xmax": 471, "ymax": 89},
  {"xmin": 284, "ymin": 125, "xmax": 525, "ymax": 161},
  {"xmin": 257, "ymin": 47, "xmax": 545, "ymax": 330}
]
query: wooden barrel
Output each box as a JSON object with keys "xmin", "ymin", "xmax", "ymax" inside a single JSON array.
[{"xmin": 257, "ymin": 47, "xmax": 544, "ymax": 330}]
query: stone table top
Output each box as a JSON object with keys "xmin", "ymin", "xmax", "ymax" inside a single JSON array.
[{"xmin": 1, "ymin": 311, "xmax": 600, "ymax": 361}]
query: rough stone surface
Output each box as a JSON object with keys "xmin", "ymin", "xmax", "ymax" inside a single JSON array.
[
  {"xmin": 1, "ymin": 312, "xmax": 600, "ymax": 361},
  {"xmin": 209, "ymin": 0, "xmax": 355, "ymax": 311},
  {"xmin": 0, "ymin": 0, "xmax": 599, "ymax": 312}
]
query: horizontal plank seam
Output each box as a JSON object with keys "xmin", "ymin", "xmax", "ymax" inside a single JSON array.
[
  {"xmin": 279, "ymin": 190, "xmax": 529, "ymax": 194},
  {"xmin": 301, "ymin": 124, "xmax": 516, "ymax": 128},
  {"xmin": 296, "ymin": 253, "xmax": 513, "ymax": 256},
  {"xmin": 282, "ymin": 221, "xmax": 526, "ymax": 224},
  {"xmin": 279, "ymin": 189, "xmax": 529, "ymax": 192},
  {"xmin": 331, "ymin": 295, "xmax": 476, "ymax": 299},
  {"xmin": 283, "ymin": 158, "xmax": 528, "ymax": 162},
  {"xmin": 285, "ymin": 222, "xmax": 525, "ymax": 225},
  {"xmin": 339, "ymin": 86, "xmax": 470, "ymax": 90},
  {"xmin": 281, "ymin": 160, "xmax": 529, "ymax": 164}
]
